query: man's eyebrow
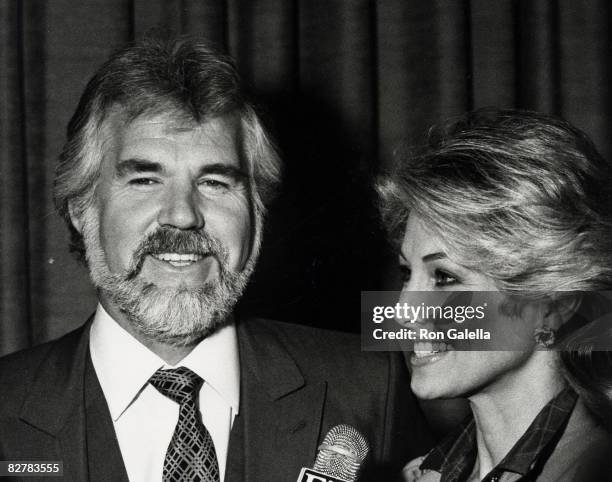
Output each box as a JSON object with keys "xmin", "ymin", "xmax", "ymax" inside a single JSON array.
[
  {"xmin": 115, "ymin": 159, "xmax": 163, "ymax": 177},
  {"xmin": 422, "ymin": 252, "xmax": 447, "ymax": 262},
  {"xmin": 197, "ymin": 163, "xmax": 248, "ymax": 182}
]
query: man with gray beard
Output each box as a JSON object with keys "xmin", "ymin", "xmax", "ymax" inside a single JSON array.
[{"xmin": 0, "ymin": 37, "xmax": 431, "ymax": 481}]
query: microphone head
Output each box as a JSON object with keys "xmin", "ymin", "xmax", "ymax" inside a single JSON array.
[{"xmin": 313, "ymin": 425, "xmax": 369, "ymax": 482}]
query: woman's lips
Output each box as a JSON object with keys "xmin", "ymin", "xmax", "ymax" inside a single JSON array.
[{"xmin": 410, "ymin": 341, "xmax": 454, "ymax": 366}]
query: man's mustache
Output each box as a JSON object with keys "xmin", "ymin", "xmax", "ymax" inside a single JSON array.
[{"xmin": 125, "ymin": 227, "xmax": 226, "ymax": 280}]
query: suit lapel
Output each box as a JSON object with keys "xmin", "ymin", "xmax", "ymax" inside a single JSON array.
[
  {"xmin": 19, "ymin": 325, "xmax": 90, "ymax": 481},
  {"xmin": 84, "ymin": 351, "xmax": 130, "ymax": 481},
  {"xmin": 18, "ymin": 321, "xmax": 127, "ymax": 482},
  {"xmin": 226, "ymin": 320, "xmax": 326, "ymax": 482}
]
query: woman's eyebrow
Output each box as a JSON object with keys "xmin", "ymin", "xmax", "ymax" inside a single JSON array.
[
  {"xmin": 398, "ymin": 251, "xmax": 447, "ymax": 262},
  {"xmin": 422, "ymin": 252, "xmax": 447, "ymax": 262}
]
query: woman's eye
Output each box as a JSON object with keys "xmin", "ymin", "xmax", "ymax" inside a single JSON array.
[
  {"xmin": 204, "ymin": 179, "xmax": 227, "ymax": 187},
  {"xmin": 399, "ymin": 265, "xmax": 411, "ymax": 283},
  {"xmin": 434, "ymin": 269, "xmax": 459, "ymax": 287}
]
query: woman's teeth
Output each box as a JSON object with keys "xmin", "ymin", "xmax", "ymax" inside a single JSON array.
[
  {"xmin": 152, "ymin": 253, "xmax": 203, "ymax": 267},
  {"xmin": 413, "ymin": 341, "xmax": 452, "ymax": 358}
]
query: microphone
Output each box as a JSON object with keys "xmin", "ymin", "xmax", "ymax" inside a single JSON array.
[{"xmin": 297, "ymin": 424, "xmax": 370, "ymax": 482}]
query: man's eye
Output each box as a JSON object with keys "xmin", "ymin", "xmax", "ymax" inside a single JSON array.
[
  {"xmin": 128, "ymin": 178, "xmax": 158, "ymax": 186},
  {"xmin": 434, "ymin": 269, "xmax": 459, "ymax": 287},
  {"xmin": 199, "ymin": 178, "xmax": 230, "ymax": 191},
  {"xmin": 399, "ymin": 265, "xmax": 411, "ymax": 283}
]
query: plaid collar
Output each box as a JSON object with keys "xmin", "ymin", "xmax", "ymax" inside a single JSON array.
[{"xmin": 420, "ymin": 388, "xmax": 578, "ymax": 482}]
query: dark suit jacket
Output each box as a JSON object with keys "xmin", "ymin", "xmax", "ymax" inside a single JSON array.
[{"xmin": 0, "ymin": 317, "xmax": 432, "ymax": 481}]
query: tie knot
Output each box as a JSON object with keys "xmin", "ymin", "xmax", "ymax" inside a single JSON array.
[{"xmin": 149, "ymin": 367, "xmax": 203, "ymax": 405}]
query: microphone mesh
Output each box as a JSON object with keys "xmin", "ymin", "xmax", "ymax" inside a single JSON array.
[{"xmin": 313, "ymin": 424, "xmax": 369, "ymax": 482}]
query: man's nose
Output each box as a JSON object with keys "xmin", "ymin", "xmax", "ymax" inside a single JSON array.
[{"xmin": 158, "ymin": 186, "xmax": 205, "ymax": 230}]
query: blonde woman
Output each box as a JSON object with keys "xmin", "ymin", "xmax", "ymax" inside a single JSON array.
[{"xmin": 378, "ymin": 108, "xmax": 612, "ymax": 481}]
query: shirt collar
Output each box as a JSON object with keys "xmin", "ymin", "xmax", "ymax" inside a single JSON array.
[
  {"xmin": 171, "ymin": 317, "xmax": 240, "ymax": 416},
  {"xmin": 89, "ymin": 304, "xmax": 240, "ymax": 421},
  {"xmin": 421, "ymin": 417, "xmax": 476, "ymax": 482},
  {"xmin": 420, "ymin": 388, "xmax": 578, "ymax": 482}
]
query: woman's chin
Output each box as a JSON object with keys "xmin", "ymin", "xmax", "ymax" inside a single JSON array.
[
  {"xmin": 411, "ymin": 381, "xmax": 449, "ymax": 400},
  {"xmin": 410, "ymin": 370, "xmax": 462, "ymax": 400}
]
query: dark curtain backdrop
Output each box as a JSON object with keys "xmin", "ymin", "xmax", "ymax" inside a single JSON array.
[{"xmin": 2, "ymin": 0, "xmax": 612, "ymax": 357}]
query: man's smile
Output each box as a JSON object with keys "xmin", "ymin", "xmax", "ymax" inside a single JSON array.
[
  {"xmin": 140, "ymin": 253, "xmax": 219, "ymax": 287},
  {"xmin": 151, "ymin": 252, "xmax": 206, "ymax": 267}
]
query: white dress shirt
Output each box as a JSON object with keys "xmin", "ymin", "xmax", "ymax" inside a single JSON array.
[{"xmin": 89, "ymin": 304, "xmax": 240, "ymax": 482}]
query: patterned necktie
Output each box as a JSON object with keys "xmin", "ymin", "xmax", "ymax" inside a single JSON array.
[{"xmin": 149, "ymin": 367, "xmax": 220, "ymax": 482}]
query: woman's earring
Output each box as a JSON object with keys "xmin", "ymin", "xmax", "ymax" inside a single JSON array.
[{"xmin": 534, "ymin": 326, "xmax": 556, "ymax": 348}]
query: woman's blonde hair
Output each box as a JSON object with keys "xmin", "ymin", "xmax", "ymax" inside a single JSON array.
[
  {"xmin": 377, "ymin": 107, "xmax": 612, "ymax": 424},
  {"xmin": 377, "ymin": 107, "xmax": 612, "ymax": 294}
]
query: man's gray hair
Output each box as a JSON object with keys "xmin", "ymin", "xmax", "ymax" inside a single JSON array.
[{"xmin": 54, "ymin": 36, "xmax": 282, "ymax": 260}]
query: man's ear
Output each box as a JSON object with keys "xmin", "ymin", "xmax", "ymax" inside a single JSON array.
[
  {"xmin": 543, "ymin": 294, "xmax": 583, "ymax": 330},
  {"xmin": 68, "ymin": 201, "xmax": 83, "ymax": 234}
]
